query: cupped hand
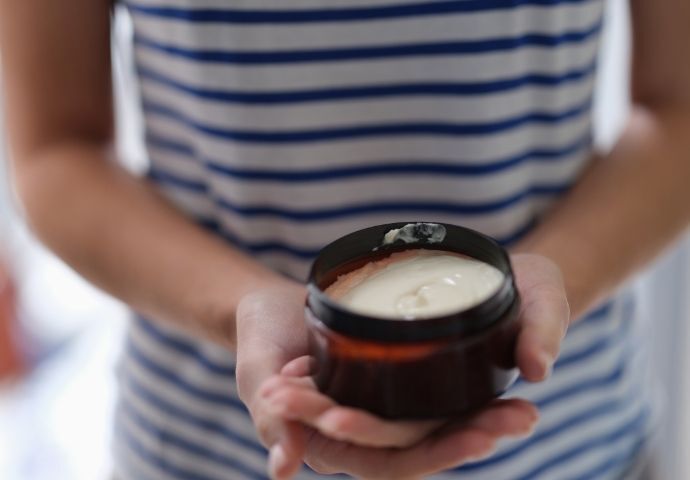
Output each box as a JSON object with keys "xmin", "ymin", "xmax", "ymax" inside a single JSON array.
[{"xmin": 236, "ymin": 253, "xmax": 568, "ymax": 479}]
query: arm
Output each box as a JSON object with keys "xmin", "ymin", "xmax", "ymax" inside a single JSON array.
[
  {"xmin": 0, "ymin": 0, "xmax": 281, "ymax": 348},
  {"xmin": 516, "ymin": 0, "xmax": 690, "ymax": 321}
]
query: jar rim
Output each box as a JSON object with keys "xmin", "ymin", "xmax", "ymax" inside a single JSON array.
[{"xmin": 306, "ymin": 222, "xmax": 520, "ymax": 343}]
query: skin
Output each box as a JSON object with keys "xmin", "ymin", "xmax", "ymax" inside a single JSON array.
[{"xmin": 0, "ymin": 0, "xmax": 689, "ymax": 478}]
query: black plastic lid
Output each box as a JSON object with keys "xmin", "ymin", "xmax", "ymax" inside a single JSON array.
[{"xmin": 307, "ymin": 222, "xmax": 519, "ymax": 343}]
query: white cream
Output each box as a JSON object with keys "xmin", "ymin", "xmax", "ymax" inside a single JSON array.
[{"xmin": 326, "ymin": 249, "xmax": 504, "ymax": 320}]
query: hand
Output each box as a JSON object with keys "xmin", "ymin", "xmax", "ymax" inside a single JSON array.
[
  {"xmin": 510, "ymin": 253, "xmax": 571, "ymax": 382},
  {"xmin": 234, "ymin": 260, "xmax": 562, "ymax": 479}
]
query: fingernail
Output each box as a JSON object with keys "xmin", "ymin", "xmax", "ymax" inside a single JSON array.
[{"xmin": 268, "ymin": 444, "xmax": 288, "ymax": 479}]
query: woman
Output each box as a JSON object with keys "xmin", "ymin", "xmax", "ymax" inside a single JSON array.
[{"xmin": 1, "ymin": 0, "xmax": 689, "ymax": 478}]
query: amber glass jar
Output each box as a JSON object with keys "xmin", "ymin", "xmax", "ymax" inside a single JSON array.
[{"xmin": 306, "ymin": 222, "xmax": 520, "ymax": 419}]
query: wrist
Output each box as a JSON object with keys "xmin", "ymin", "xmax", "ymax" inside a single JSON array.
[
  {"xmin": 234, "ymin": 280, "xmax": 308, "ymax": 403},
  {"xmin": 512, "ymin": 236, "xmax": 594, "ymax": 321},
  {"xmin": 195, "ymin": 266, "xmax": 293, "ymax": 349}
]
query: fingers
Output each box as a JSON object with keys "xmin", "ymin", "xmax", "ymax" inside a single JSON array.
[
  {"xmin": 262, "ymin": 374, "xmax": 441, "ymax": 448},
  {"xmin": 252, "ymin": 376, "xmax": 313, "ymax": 480},
  {"xmin": 311, "ymin": 406, "xmax": 442, "ymax": 448},
  {"xmin": 516, "ymin": 286, "xmax": 570, "ymax": 381},
  {"xmin": 268, "ymin": 421, "xmax": 307, "ymax": 480},
  {"xmin": 458, "ymin": 398, "xmax": 538, "ymax": 438},
  {"xmin": 280, "ymin": 356, "xmax": 314, "ymax": 377},
  {"xmin": 303, "ymin": 399, "xmax": 539, "ymax": 479},
  {"xmin": 304, "ymin": 427, "xmax": 492, "ymax": 479}
]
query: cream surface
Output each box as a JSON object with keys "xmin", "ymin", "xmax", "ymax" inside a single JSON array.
[{"xmin": 325, "ymin": 249, "xmax": 504, "ymax": 319}]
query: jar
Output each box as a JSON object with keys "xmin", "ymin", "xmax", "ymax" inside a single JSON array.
[{"xmin": 306, "ymin": 222, "xmax": 520, "ymax": 419}]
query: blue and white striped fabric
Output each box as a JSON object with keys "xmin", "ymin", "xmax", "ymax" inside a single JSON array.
[{"xmin": 114, "ymin": 1, "xmax": 653, "ymax": 478}]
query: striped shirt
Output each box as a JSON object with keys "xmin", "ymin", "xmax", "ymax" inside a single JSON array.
[{"xmin": 114, "ymin": 1, "xmax": 653, "ymax": 479}]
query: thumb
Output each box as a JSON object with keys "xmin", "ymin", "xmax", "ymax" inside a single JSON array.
[
  {"xmin": 235, "ymin": 284, "xmax": 307, "ymax": 404},
  {"xmin": 511, "ymin": 254, "xmax": 570, "ymax": 382}
]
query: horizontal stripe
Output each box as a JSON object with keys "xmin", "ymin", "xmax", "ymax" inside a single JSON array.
[
  {"xmin": 212, "ymin": 184, "xmax": 570, "ymax": 221},
  {"xmin": 140, "ymin": 82, "xmax": 595, "ymax": 137},
  {"xmin": 124, "ymin": 372, "xmax": 264, "ymax": 455},
  {"xmin": 143, "ymin": 96, "xmax": 591, "ymax": 143},
  {"xmin": 461, "ymin": 374, "xmax": 641, "ymax": 471},
  {"xmin": 133, "ymin": 21, "xmax": 601, "ymax": 65},
  {"xmin": 121, "ymin": 340, "xmax": 640, "ymax": 479},
  {"xmin": 123, "ymin": 374, "xmax": 640, "ymax": 480},
  {"xmin": 220, "ymin": 217, "xmax": 536, "ymax": 259},
  {"xmin": 130, "ymin": 4, "xmax": 603, "ymax": 59},
  {"xmin": 148, "ymin": 168, "xmax": 207, "ymax": 192},
  {"xmin": 511, "ymin": 326, "xmax": 639, "ymax": 406},
  {"xmin": 536, "ymin": 353, "xmax": 626, "ymax": 409},
  {"xmin": 127, "ymin": 338, "xmax": 246, "ymax": 411},
  {"xmin": 119, "ymin": 300, "xmax": 640, "ymax": 476},
  {"xmin": 122, "ymin": 363, "xmax": 342, "ymax": 480},
  {"xmin": 174, "ymin": 214, "xmax": 536, "ymax": 261},
  {"xmin": 143, "ymin": 110, "xmax": 592, "ymax": 172},
  {"xmin": 160, "ymin": 214, "xmax": 551, "ymax": 281},
  {"xmin": 154, "ymin": 158, "xmax": 587, "ymax": 215},
  {"xmin": 126, "ymin": 325, "xmax": 633, "ymax": 442},
  {"xmin": 494, "ymin": 218, "xmax": 538, "ymax": 247},
  {"xmin": 130, "ymin": 322, "xmax": 241, "ymax": 402},
  {"xmin": 568, "ymin": 300, "xmax": 615, "ymax": 331},
  {"xmin": 115, "ymin": 427, "xmax": 168, "ymax": 480},
  {"xmin": 135, "ymin": 317, "xmax": 236, "ymax": 376},
  {"xmin": 511, "ymin": 304, "xmax": 627, "ymax": 387},
  {"xmin": 147, "ymin": 132, "xmax": 591, "ymax": 181},
  {"xmin": 514, "ymin": 407, "xmax": 649, "ymax": 480},
  {"xmin": 123, "ymin": 350, "xmax": 259, "ymax": 441},
  {"xmin": 122, "ymin": 402, "xmax": 267, "ymax": 480},
  {"xmin": 151, "ymin": 173, "xmax": 571, "ymax": 222},
  {"xmin": 147, "ymin": 159, "xmax": 575, "ymax": 219},
  {"xmin": 119, "ymin": 415, "xmax": 265, "ymax": 480},
  {"xmin": 128, "ymin": 304, "xmax": 630, "ymax": 412},
  {"xmin": 565, "ymin": 292, "xmax": 635, "ymax": 335},
  {"xmin": 137, "ymin": 60, "xmax": 597, "ymax": 104},
  {"xmin": 554, "ymin": 313, "xmax": 628, "ymax": 370},
  {"xmin": 569, "ymin": 438, "xmax": 645, "ymax": 480},
  {"xmin": 119, "ymin": 344, "xmax": 643, "ymax": 480},
  {"xmin": 127, "ymin": 0, "xmax": 594, "ymax": 24},
  {"xmin": 159, "ymin": 204, "xmax": 553, "ymax": 277},
  {"xmin": 135, "ymin": 40, "xmax": 600, "ymax": 95},
  {"xmin": 156, "ymin": 185, "xmax": 216, "ymax": 221},
  {"xmin": 122, "ymin": 384, "xmax": 343, "ymax": 480}
]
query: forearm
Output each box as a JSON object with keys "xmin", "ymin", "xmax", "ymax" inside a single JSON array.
[
  {"xmin": 12, "ymin": 141, "xmax": 280, "ymax": 348},
  {"xmin": 516, "ymin": 105, "xmax": 690, "ymax": 320}
]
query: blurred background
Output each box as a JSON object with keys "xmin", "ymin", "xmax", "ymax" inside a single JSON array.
[{"xmin": 0, "ymin": 1, "xmax": 689, "ymax": 479}]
